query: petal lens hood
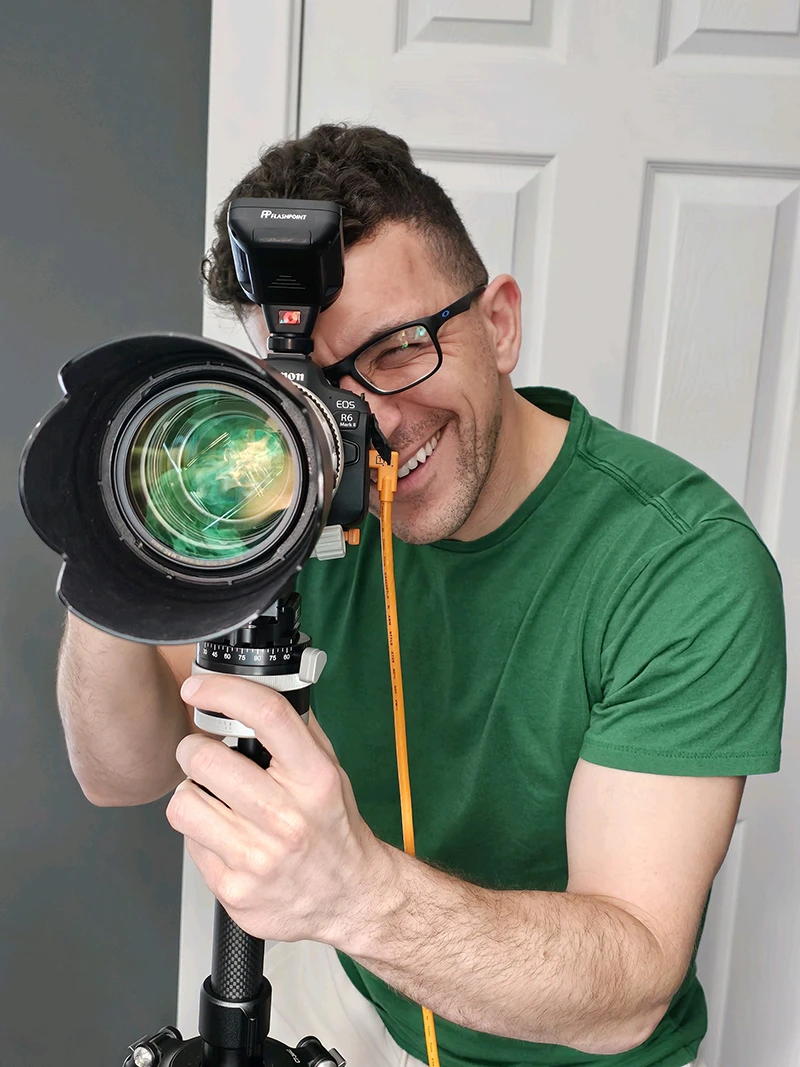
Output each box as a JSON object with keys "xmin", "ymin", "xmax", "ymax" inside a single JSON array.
[{"xmin": 19, "ymin": 333, "xmax": 334, "ymax": 643}]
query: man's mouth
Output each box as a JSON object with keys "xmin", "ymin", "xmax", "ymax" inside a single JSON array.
[{"xmin": 397, "ymin": 429, "xmax": 442, "ymax": 480}]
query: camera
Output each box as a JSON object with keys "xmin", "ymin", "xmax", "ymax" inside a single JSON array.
[{"xmin": 18, "ymin": 199, "xmax": 388, "ymax": 644}]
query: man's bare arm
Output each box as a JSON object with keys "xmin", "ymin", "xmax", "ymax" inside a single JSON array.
[
  {"xmin": 57, "ymin": 612, "xmax": 197, "ymax": 806},
  {"xmin": 339, "ymin": 762, "xmax": 744, "ymax": 1054}
]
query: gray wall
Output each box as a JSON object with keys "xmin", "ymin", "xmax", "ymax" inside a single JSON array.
[{"xmin": 0, "ymin": 3, "xmax": 211, "ymax": 1063}]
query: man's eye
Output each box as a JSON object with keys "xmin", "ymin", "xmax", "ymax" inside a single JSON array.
[
  {"xmin": 369, "ymin": 342, "xmax": 432, "ymax": 371},
  {"xmin": 380, "ymin": 340, "xmax": 423, "ymax": 357},
  {"xmin": 376, "ymin": 326, "xmax": 431, "ymax": 357}
]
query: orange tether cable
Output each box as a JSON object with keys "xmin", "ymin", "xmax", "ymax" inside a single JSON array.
[{"xmin": 368, "ymin": 448, "xmax": 441, "ymax": 1067}]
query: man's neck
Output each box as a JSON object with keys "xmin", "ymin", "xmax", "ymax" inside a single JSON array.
[{"xmin": 450, "ymin": 389, "xmax": 570, "ymax": 542}]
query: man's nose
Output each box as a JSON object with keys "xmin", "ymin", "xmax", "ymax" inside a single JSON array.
[{"xmin": 338, "ymin": 374, "xmax": 403, "ymax": 440}]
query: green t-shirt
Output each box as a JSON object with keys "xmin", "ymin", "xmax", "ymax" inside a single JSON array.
[{"xmin": 296, "ymin": 387, "xmax": 786, "ymax": 1067}]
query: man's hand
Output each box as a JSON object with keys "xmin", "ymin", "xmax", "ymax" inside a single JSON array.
[{"xmin": 165, "ymin": 674, "xmax": 392, "ymax": 945}]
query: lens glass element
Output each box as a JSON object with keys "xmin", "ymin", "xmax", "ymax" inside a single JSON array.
[{"xmin": 122, "ymin": 384, "xmax": 299, "ymax": 566}]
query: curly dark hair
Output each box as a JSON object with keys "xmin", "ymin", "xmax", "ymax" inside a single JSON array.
[{"xmin": 201, "ymin": 123, "xmax": 488, "ymax": 317}]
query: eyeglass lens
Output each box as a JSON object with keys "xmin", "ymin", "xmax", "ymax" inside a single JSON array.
[{"xmin": 354, "ymin": 324, "xmax": 439, "ymax": 392}]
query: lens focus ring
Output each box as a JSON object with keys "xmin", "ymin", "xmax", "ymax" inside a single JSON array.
[{"xmin": 290, "ymin": 384, "xmax": 343, "ymax": 495}]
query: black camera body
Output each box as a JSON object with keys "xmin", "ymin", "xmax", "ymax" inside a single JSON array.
[
  {"xmin": 265, "ymin": 358, "xmax": 370, "ymax": 530},
  {"xmin": 227, "ymin": 197, "xmax": 373, "ymax": 529}
]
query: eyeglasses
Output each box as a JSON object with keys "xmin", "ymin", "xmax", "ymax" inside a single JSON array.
[{"xmin": 322, "ymin": 285, "xmax": 487, "ymax": 396}]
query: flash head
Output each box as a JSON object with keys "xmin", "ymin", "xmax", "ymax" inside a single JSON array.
[
  {"xmin": 227, "ymin": 198, "xmax": 344, "ymax": 350},
  {"xmin": 19, "ymin": 334, "xmax": 335, "ymax": 643}
]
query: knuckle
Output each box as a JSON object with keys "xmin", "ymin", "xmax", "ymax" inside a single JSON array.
[
  {"xmin": 257, "ymin": 689, "xmax": 295, "ymax": 729},
  {"xmin": 275, "ymin": 806, "xmax": 307, "ymax": 849},
  {"xmin": 243, "ymin": 843, "xmax": 272, "ymax": 877},
  {"xmin": 314, "ymin": 762, "xmax": 343, "ymax": 803},
  {"xmin": 256, "ymin": 691, "xmax": 281, "ymax": 719},
  {"xmin": 191, "ymin": 743, "xmax": 219, "ymax": 778},
  {"xmin": 166, "ymin": 789, "xmax": 189, "ymax": 827},
  {"xmin": 218, "ymin": 870, "xmax": 249, "ymax": 911}
]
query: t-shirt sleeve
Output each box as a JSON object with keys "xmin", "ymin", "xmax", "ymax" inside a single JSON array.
[{"xmin": 579, "ymin": 518, "xmax": 786, "ymax": 776}]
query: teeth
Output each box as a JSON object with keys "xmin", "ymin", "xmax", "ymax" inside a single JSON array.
[{"xmin": 398, "ymin": 430, "xmax": 441, "ymax": 479}]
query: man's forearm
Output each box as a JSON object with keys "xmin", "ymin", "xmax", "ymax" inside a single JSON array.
[
  {"xmin": 338, "ymin": 845, "xmax": 679, "ymax": 1055},
  {"xmin": 58, "ymin": 613, "xmax": 192, "ymax": 805}
]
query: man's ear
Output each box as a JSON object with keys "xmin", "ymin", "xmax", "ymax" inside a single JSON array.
[{"xmin": 478, "ymin": 275, "xmax": 522, "ymax": 376}]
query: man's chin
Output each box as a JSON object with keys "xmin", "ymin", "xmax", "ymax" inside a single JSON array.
[{"xmin": 367, "ymin": 499, "xmax": 468, "ymax": 545}]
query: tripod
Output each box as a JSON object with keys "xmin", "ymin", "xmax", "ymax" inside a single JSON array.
[{"xmin": 123, "ymin": 589, "xmax": 344, "ymax": 1067}]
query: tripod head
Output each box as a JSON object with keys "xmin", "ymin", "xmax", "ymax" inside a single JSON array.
[{"xmin": 123, "ymin": 588, "xmax": 344, "ymax": 1067}]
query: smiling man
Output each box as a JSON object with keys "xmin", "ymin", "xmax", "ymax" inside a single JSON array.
[{"xmin": 57, "ymin": 124, "xmax": 786, "ymax": 1067}]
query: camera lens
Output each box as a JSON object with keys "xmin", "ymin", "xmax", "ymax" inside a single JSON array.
[
  {"xmin": 117, "ymin": 382, "xmax": 301, "ymax": 567},
  {"xmin": 20, "ymin": 332, "xmax": 339, "ymax": 641}
]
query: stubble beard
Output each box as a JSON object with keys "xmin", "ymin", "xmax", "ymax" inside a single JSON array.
[{"xmin": 384, "ymin": 392, "xmax": 504, "ymax": 546}]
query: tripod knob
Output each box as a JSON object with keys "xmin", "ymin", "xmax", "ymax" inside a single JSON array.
[
  {"xmin": 298, "ymin": 647, "xmax": 327, "ymax": 684},
  {"xmin": 124, "ymin": 1026, "xmax": 183, "ymax": 1066},
  {"xmin": 296, "ymin": 1036, "xmax": 346, "ymax": 1066}
]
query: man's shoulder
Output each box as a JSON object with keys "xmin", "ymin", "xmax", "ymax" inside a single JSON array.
[{"xmin": 524, "ymin": 386, "xmax": 757, "ymax": 538}]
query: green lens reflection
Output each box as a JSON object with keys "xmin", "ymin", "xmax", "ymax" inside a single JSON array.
[{"xmin": 125, "ymin": 386, "xmax": 296, "ymax": 565}]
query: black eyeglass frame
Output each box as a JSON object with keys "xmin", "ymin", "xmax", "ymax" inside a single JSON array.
[{"xmin": 322, "ymin": 284, "xmax": 487, "ymax": 396}]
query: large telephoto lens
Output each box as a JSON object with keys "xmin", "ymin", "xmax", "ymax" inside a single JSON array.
[
  {"xmin": 116, "ymin": 383, "xmax": 301, "ymax": 568},
  {"xmin": 19, "ymin": 334, "xmax": 335, "ymax": 642}
]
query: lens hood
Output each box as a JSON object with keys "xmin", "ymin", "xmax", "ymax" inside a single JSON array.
[{"xmin": 19, "ymin": 333, "xmax": 334, "ymax": 643}]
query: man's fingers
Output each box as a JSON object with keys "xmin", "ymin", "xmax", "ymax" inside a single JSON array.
[
  {"xmin": 181, "ymin": 675, "xmax": 325, "ymax": 777},
  {"xmin": 167, "ymin": 779, "xmax": 241, "ymax": 869},
  {"xmin": 170, "ymin": 777, "xmax": 282, "ymax": 881},
  {"xmin": 184, "ymin": 834, "xmax": 232, "ymax": 890},
  {"xmin": 175, "ymin": 734, "xmax": 284, "ymax": 821}
]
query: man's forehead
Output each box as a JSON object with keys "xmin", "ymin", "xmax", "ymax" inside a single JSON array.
[
  {"xmin": 343, "ymin": 219, "xmax": 436, "ymax": 283},
  {"xmin": 317, "ymin": 294, "xmax": 433, "ymax": 353},
  {"xmin": 243, "ymin": 222, "xmax": 450, "ymax": 354},
  {"xmin": 318, "ymin": 226, "xmax": 448, "ymax": 349}
]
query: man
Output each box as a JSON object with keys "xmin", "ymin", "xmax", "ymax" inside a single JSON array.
[{"xmin": 59, "ymin": 124, "xmax": 785, "ymax": 1067}]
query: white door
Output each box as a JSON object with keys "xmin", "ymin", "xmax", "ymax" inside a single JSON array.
[{"xmin": 184, "ymin": 3, "xmax": 800, "ymax": 1062}]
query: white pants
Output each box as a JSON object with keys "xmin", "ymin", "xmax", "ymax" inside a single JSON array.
[{"xmin": 263, "ymin": 939, "xmax": 704, "ymax": 1067}]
